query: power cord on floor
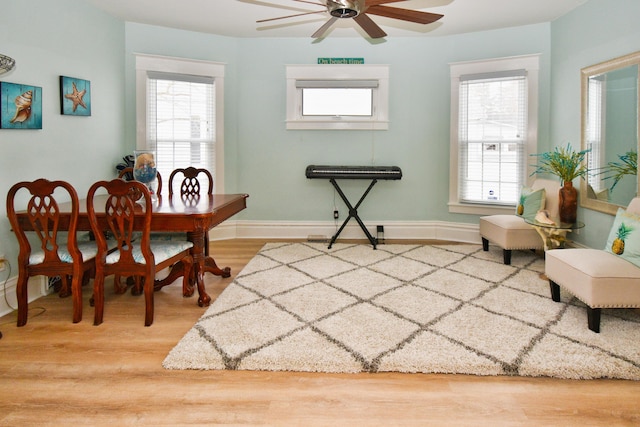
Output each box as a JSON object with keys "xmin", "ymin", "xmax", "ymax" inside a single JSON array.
[
  {"xmin": 0, "ymin": 260, "xmax": 11, "ymax": 340},
  {"xmin": 333, "ymin": 189, "xmax": 340, "ymax": 232},
  {"xmin": 0, "ymin": 260, "xmax": 48, "ymax": 334},
  {"xmin": 1, "ymin": 259, "xmax": 14, "ymax": 311}
]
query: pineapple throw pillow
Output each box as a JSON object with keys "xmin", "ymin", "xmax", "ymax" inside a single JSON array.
[
  {"xmin": 515, "ymin": 187, "xmax": 546, "ymax": 222},
  {"xmin": 604, "ymin": 208, "xmax": 640, "ymax": 266}
]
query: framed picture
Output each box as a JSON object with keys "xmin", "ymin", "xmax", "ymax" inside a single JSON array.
[
  {"xmin": 0, "ymin": 82, "xmax": 43, "ymax": 129},
  {"xmin": 60, "ymin": 76, "xmax": 91, "ymax": 116}
]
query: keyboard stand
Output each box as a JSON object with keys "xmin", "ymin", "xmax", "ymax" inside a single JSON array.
[{"xmin": 328, "ymin": 178, "xmax": 379, "ymax": 249}]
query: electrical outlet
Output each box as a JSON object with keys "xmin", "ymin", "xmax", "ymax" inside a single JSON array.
[
  {"xmin": 0, "ymin": 253, "xmax": 5, "ymax": 272},
  {"xmin": 333, "ymin": 210, "xmax": 339, "ymax": 219}
]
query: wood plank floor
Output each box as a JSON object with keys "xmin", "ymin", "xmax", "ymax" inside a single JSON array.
[{"xmin": 1, "ymin": 239, "xmax": 639, "ymax": 426}]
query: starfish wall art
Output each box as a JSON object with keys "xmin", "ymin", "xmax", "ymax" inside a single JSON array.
[{"xmin": 60, "ymin": 75, "xmax": 91, "ymax": 116}]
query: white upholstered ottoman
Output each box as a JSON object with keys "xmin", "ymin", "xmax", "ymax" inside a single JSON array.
[
  {"xmin": 545, "ymin": 248, "xmax": 640, "ymax": 332},
  {"xmin": 480, "ymin": 215, "xmax": 544, "ymax": 264},
  {"xmin": 545, "ymin": 197, "xmax": 640, "ymax": 333}
]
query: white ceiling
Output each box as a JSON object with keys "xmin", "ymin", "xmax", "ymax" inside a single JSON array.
[{"xmin": 81, "ymin": 0, "xmax": 589, "ymax": 39}]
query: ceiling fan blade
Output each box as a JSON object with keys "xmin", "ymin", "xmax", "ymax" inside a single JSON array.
[
  {"xmin": 353, "ymin": 13, "xmax": 387, "ymax": 38},
  {"xmin": 365, "ymin": 5, "xmax": 443, "ymax": 24},
  {"xmin": 257, "ymin": 10, "xmax": 325, "ymax": 23},
  {"xmin": 365, "ymin": 0, "xmax": 407, "ymax": 6},
  {"xmin": 292, "ymin": 0, "xmax": 325, "ymax": 5},
  {"xmin": 312, "ymin": 16, "xmax": 338, "ymax": 38}
]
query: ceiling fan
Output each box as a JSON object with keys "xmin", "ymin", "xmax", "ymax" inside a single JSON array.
[{"xmin": 257, "ymin": 0, "xmax": 444, "ymax": 39}]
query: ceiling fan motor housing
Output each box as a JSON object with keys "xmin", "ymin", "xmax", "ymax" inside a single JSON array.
[{"xmin": 327, "ymin": 0, "xmax": 362, "ymax": 18}]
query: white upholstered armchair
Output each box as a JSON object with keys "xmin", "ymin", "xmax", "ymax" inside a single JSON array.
[{"xmin": 479, "ymin": 179, "xmax": 561, "ymax": 264}]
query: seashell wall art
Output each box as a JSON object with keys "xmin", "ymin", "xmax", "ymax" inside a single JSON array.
[{"xmin": 0, "ymin": 82, "xmax": 43, "ymax": 129}]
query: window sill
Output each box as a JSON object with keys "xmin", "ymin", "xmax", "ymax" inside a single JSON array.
[
  {"xmin": 286, "ymin": 120, "xmax": 389, "ymax": 130},
  {"xmin": 448, "ymin": 202, "xmax": 515, "ymax": 216}
]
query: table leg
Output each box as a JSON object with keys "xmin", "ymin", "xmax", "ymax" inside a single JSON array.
[
  {"xmin": 153, "ymin": 229, "xmax": 232, "ymax": 307},
  {"xmin": 533, "ymin": 226, "xmax": 568, "ymax": 251},
  {"xmin": 187, "ymin": 230, "xmax": 211, "ymax": 307},
  {"xmin": 153, "ymin": 260, "xmax": 192, "ymax": 295},
  {"xmin": 204, "ymin": 257, "xmax": 231, "ymax": 278},
  {"xmin": 189, "ymin": 229, "xmax": 232, "ymax": 307},
  {"xmin": 533, "ymin": 226, "xmax": 552, "ymax": 252},
  {"xmin": 532, "ymin": 225, "xmax": 570, "ymax": 280}
]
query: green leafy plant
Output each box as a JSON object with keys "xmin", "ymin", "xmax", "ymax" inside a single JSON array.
[
  {"xmin": 530, "ymin": 143, "xmax": 590, "ymax": 184},
  {"xmin": 600, "ymin": 150, "xmax": 637, "ymax": 192}
]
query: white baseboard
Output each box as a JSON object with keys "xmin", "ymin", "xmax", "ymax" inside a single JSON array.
[
  {"xmin": 214, "ymin": 219, "xmax": 482, "ymax": 244},
  {"xmin": 1, "ymin": 220, "xmax": 482, "ymax": 318}
]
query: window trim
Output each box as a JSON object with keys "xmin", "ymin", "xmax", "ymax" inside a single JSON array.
[
  {"xmin": 448, "ymin": 54, "xmax": 540, "ymax": 215},
  {"xmin": 135, "ymin": 53, "xmax": 226, "ymax": 191},
  {"xmin": 286, "ymin": 64, "xmax": 389, "ymax": 130}
]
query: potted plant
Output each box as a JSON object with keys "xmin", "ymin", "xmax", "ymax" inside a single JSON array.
[{"xmin": 531, "ymin": 143, "xmax": 590, "ymax": 223}]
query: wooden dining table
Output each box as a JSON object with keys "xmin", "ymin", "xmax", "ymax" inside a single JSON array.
[{"xmin": 15, "ymin": 193, "xmax": 249, "ymax": 308}]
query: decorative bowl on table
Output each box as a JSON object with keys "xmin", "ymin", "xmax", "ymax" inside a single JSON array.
[{"xmin": 133, "ymin": 150, "xmax": 158, "ymax": 201}]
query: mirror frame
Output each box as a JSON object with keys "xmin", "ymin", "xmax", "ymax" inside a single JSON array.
[{"xmin": 580, "ymin": 51, "xmax": 640, "ymax": 215}]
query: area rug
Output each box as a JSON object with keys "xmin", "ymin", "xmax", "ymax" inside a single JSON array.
[{"xmin": 163, "ymin": 242, "xmax": 640, "ymax": 379}]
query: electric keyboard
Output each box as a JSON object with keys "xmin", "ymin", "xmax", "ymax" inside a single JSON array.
[
  {"xmin": 305, "ymin": 164, "xmax": 402, "ymax": 249},
  {"xmin": 305, "ymin": 165, "xmax": 402, "ymax": 180}
]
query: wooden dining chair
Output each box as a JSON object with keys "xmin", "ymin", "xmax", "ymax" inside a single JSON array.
[
  {"xmin": 6, "ymin": 179, "xmax": 97, "ymax": 326},
  {"xmin": 169, "ymin": 167, "xmax": 214, "ymax": 200},
  {"xmin": 169, "ymin": 166, "xmax": 214, "ymax": 254},
  {"xmin": 116, "ymin": 166, "xmax": 170, "ymax": 289},
  {"xmin": 87, "ymin": 179, "xmax": 193, "ymax": 326}
]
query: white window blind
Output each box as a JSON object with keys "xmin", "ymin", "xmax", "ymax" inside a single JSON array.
[
  {"xmin": 458, "ymin": 70, "xmax": 527, "ymax": 205},
  {"xmin": 295, "ymin": 79, "xmax": 379, "ymax": 88},
  {"xmin": 301, "ymin": 88, "xmax": 373, "ymax": 116},
  {"xmin": 586, "ymin": 76, "xmax": 604, "ymax": 192},
  {"xmin": 297, "ymin": 79, "xmax": 378, "ymax": 116},
  {"xmin": 146, "ymin": 71, "xmax": 216, "ymax": 184}
]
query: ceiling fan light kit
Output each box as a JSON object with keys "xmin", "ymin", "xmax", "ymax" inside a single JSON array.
[
  {"xmin": 258, "ymin": 0, "xmax": 444, "ymax": 39},
  {"xmin": 328, "ymin": 0, "xmax": 360, "ymax": 18}
]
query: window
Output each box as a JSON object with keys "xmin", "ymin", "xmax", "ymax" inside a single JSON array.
[
  {"xmin": 449, "ymin": 55, "xmax": 539, "ymax": 215},
  {"xmin": 586, "ymin": 76, "xmax": 605, "ymax": 192},
  {"xmin": 136, "ymin": 54, "xmax": 225, "ymax": 191},
  {"xmin": 286, "ymin": 65, "xmax": 389, "ymax": 130},
  {"xmin": 302, "ymin": 88, "xmax": 373, "ymax": 116}
]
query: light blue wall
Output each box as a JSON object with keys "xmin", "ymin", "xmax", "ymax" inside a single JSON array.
[
  {"xmin": 2, "ymin": 0, "xmax": 639, "ymax": 275},
  {"xmin": 550, "ymin": 0, "xmax": 640, "ymax": 247},
  {"xmin": 125, "ymin": 22, "xmax": 551, "ymax": 224},
  {"xmin": 0, "ymin": 0, "xmax": 124, "ymax": 274}
]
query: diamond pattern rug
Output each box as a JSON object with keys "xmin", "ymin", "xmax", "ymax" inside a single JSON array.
[{"xmin": 163, "ymin": 243, "xmax": 640, "ymax": 379}]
